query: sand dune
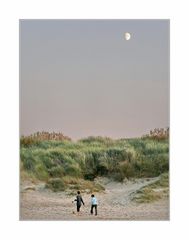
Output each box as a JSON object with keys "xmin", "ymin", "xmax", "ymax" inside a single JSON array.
[{"xmin": 20, "ymin": 177, "xmax": 169, "ymax": 220}]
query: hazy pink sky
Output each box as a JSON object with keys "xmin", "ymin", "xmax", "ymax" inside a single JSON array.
[{"xmin": 20, "ymin": 20, "xmax": 169, "ymax": 140}]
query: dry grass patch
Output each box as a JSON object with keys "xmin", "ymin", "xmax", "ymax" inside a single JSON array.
[{"xmin": 133, "ymin": 173, "xmax": 169, "ymax": 203}]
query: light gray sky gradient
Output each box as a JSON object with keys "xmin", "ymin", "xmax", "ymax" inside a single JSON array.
[{"xmin": 20, "ymin": 20, "xmax": 169, "ymax": 140}]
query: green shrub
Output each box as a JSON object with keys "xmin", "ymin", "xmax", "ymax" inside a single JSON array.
[
  {"xmin": 96, "ymin": 163, "xmax": 109, "ymax": 176},
  {"xmin": 34, "ymin": 163, "xmax": 49, "ymax": 181},
  {"xmin": 21, "ymin": 152, "xmax": 36, "ymax": 171},
  {"xmin": 48, "ymin": 166, "xmax": 65, "ymax": 177},
  {"xmin": 64, "ymin": 165, "xmax": 82, "ymax": 177},
  {"xmin": 79, "ymin": 136, "xmax": 113, "ymax": 145},
  {"xmin": 84, "ymin": 173, "xmax": 96, "ymax": 181},
  {"xmin": 20, "ymin": 133, "xmax": 169, "ymax": 187},
  {"xmin": 41, "ymin": 155, "xmax": 55, "ymax": 169},
  {"xmin": 120, "ymin": 162, "xmax": 135, "ymax": 178},
  {"xmin": 46, "ymin": 178, "xmax": 65, "ymax": 192}
]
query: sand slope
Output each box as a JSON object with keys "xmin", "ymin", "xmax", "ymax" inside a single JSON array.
[{"xmin": 20, "ymin": 177, "xmax": 169, "ymax": 220}]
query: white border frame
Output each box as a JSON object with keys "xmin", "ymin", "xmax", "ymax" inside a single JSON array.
[{"xmin": 0, "ymin": 0, "xmax": 189, "ymax": 240}]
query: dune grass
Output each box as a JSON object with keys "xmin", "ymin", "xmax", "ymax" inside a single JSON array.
[
  {"xmin": 133, "ymin": 172, "xmax": 169, "ymax": 203},
  {"xmin": 20, "ymin": 134, "xmax": 169, "ymax": 192},
  {"xmin": 46, "ymin": 176, "xmax": 105, "ymax": 193}
]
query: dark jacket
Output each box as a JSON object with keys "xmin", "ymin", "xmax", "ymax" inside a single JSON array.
[{"xmin": 75, "ymin": 194, "xmax": 84, "ymax": 206}]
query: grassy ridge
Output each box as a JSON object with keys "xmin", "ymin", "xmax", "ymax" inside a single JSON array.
[
  {"xmin": 133, "ymin": 172, "xmax": 169, "ymax": 203},
  {"xmin": 20, "ymin": 136, "xmax": 169, "ymax": 191}
]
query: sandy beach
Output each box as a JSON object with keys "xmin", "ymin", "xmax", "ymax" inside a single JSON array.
[{"xmin": 20, "ymin": 177, "xmax": 169, "ymax": 220}]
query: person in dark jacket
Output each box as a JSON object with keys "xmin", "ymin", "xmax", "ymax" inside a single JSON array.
[{"xmin": 73, "ymin": 191, "xmax": 85, "ymax": 213}]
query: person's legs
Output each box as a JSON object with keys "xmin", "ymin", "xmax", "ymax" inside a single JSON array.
[
  {"xmin": 90, "ymin": 205, "xmax": 94, "ymax": 214},
  {"xmin": 77, "ymin": 205, "xmax": 81, "ymax": 212},
  {"xmin": 95, "ymin": 205, "xmax": 97, "ymax": 215}
]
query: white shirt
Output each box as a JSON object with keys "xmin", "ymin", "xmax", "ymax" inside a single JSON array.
[{"xmin": 91, "ymin": 197, "xmax": 98, "ymax": 205}]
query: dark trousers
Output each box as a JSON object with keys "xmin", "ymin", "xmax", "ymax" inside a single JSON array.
[
  {"xmin": 77, "ymin": 205, "xmax": 81, "ymax": 212},
  {"xmin": 90, "ymin": 204, "xmax": 97, "ymax": 215}
]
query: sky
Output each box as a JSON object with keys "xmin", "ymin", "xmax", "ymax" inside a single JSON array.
[{"xmin": 20, "ymin": 20, "xmax": 169, "ymax": 140}]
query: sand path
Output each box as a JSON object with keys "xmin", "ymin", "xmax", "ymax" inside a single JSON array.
[{"xmin": 20, "ymin": 177, "xmax": 169, "ymax": 220}]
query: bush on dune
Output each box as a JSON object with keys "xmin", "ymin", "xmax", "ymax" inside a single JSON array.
[
  {"xmin": 133, "ymin": 172, "xmax": 169, "ymax": 203},
  {"xmin": 48, "ymin": 166, "xmax": 65, "ymax": 178},
  {"xmin": 46, "ymin": 178, "xmax": 65, "ymax": 192},
  {"xmin": 20, "ymin": 130, "xmax": 169, "ymax": 190}
]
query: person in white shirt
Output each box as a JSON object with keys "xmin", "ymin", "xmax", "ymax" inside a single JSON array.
[{"xmin": 90, "ymin": 194, "xmax": 98, "ymax": 216}]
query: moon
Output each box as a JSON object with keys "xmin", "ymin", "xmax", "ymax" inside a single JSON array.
[{"xmin": 125, "ymin": 32, "xmax": 131, "ymax": 40}]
